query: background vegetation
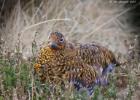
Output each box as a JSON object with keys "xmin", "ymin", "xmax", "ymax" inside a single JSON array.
[{"xmin": 0, "ymin": 0, "xmax": 140, "ymax": 99}]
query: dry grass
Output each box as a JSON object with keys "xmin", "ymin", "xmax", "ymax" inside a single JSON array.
[{"xmin": 0, "ymin": 0, "xmax": 140, "ymax": 100}]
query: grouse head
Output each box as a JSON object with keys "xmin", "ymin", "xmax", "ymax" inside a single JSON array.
[{"xmin": 48, "ymin": 32, "xmax": 66, "ymax": 50}]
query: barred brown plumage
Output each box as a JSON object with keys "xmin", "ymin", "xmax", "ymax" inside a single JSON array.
[
  {"xmin": 73, "ymin": 42, "xmax": 120, "ymax": 86},
  {"xmin": 34, "ymin": 32, "xmax": 99, "ymax": 95},
  {"xmin": 34, "ymin": 31, "xmax": 119, "ymax": 95},
  {"xmin": 75, "ymin": 43, "xmax": 118, "ymax": 76}
]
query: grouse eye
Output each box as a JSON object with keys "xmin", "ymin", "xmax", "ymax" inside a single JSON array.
[{"xmin": 59, "ymin": 38, "xmax": 64, "ymax": 42}]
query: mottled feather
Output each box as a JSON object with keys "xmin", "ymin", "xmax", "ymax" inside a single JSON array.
[
  {"xmin": 75, "ymin": 43, "xmax": 118, "ymax": 76},
  {"xmin": 34, "ymin": 32, "xmax": 99, "ymax": 95}
]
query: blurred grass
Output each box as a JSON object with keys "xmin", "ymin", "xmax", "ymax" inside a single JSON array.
[
  {"xmin": 0, "ymin": 32, "xmax": 139, "ymax": 99},
  {"xmin": 0, "ymin": 0, "xmax": 140, "ymax": 100}
]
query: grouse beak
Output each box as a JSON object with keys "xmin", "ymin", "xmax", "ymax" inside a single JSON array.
[{"xmin": 48, "ymin": 41, "xmax": 58, "ymax": 49}]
